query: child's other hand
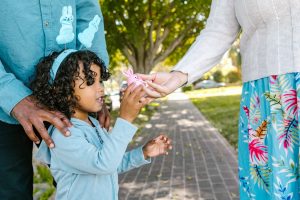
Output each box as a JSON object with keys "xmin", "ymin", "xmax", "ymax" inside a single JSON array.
[
  {"xmin": 142, "ymin": 134, "xmax": 172, "ymax": 159},
  {"xmin": 119, "ymin": 84, "xmax": 148, "ymax": 123}
]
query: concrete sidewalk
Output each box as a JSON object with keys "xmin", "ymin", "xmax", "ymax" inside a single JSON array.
[{"xmin": 119, "ymin": 92, "xmax": 239, "ymax": 200}]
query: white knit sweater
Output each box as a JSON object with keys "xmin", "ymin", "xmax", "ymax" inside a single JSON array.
[{"xmin": 173, "ymin": 0, "xmax": 300, "ymax": 83}]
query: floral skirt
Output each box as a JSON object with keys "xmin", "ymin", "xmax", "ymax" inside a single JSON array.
[{"xmin": 239, "ymin": 73, "xmax": 300, "ymax": 199}]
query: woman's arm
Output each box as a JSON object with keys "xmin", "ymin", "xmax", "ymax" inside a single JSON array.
[
  {"xmin": 140, "ymin": 0, "xmax": 240, "ymax": 98},
  {"xmin": 173, "ymin": 0, "xmax": 240, "ymax": 84}
]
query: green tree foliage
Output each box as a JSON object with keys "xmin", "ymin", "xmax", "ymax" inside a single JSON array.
[
  {"xmin": 226, "ymin": 71, "xmax": 241, "ymax": 83},
  {"xmin": 213, "ymin": 70, "xmax": 223, "ymax": 82},
  {"xmin": 100, "ymin": 0, "xmax": 212, "ymax": 73}
]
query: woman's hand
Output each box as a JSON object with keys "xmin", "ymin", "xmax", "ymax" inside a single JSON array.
[
  {"xmin": 138, "ymin": 71, "xmax": 188, "ymax": 98},
  {"xmin": 142, "ymin": 134, "xmax": 172, "ymax": 159}
]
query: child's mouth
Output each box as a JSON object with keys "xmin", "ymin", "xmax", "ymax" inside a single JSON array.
[{"xmin": 97, "ymin": 97, "xmax": 103, "ymax": 104}]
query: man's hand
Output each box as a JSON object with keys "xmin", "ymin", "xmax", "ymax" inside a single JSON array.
[
  {"xmin": 97, "ymin": 103, "xmax": 111, "ymax": 130},
  {"xmin": 11, "ymin": 96, "xmax": 72, "ymax": 148},
  {"xmin": 142, "ymin": 134, "xmax": 172, "ymax": 159}
]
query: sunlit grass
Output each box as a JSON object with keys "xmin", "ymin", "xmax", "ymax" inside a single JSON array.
[{"xmin": 186, "ymin": 86, "xmax": 242, "ymax": 149}]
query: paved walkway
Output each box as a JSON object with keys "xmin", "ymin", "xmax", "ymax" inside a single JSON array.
[{"xmin": 119, "ymin": 92, "xmax": 239, "ymax": 200}]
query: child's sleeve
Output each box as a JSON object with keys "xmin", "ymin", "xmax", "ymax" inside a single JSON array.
[
  {"xmin": 117, "ymin": 146, "xmax": 151, "ymax": 174},
  {"xmin": 76, "ymin": 0, "xmax": 109, "ymax": 67},
  {"xmin": 50, "ymin": 118, "xmax": 137, "ymax": 175},
  {"xmin": 0, "ymin": 59, "xmax": 32, "ymax": 116}
]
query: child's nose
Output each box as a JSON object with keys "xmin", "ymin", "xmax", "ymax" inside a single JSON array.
[{"xmin": 97, "ymin": 82, "xmax": 104, "ymax": 92}]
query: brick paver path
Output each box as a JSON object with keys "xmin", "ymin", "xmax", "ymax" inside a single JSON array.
[{"xmin": 119, "ymin": 92, "xmax": 239, "ymax": 200}]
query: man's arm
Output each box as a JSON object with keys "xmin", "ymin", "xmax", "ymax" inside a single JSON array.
[{"xmin": 0, "ymin": 60, "xmax": 32, "ymax": 116}]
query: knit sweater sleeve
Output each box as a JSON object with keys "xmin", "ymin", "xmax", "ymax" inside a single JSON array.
[{"xmin": 173, "ymin": 0, "xmax": 240, "ymax": 84}]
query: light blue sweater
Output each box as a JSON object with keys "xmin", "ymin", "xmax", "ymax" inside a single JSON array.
[
  {"xmin": 35, "ymin": 117, "xmax": 150, "ymax": 200},
  {"xmin": 0, "ymin": 0, "xmax": 109, "ymax": 124}
]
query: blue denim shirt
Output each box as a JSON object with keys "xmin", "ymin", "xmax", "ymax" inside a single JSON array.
[
  {"xmin": 36, "ymin": 117, "xmax": 151, "ymax": 200},
  {"xmin": 0, "ymin": 0, "xmax": 109, "ymax": 124}
]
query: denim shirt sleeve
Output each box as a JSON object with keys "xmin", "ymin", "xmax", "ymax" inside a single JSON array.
[
  {"xmin": 0, "ymin": 60, "xmax": 32, "ymax": 115},
  {"xmin": 47, "ymin": 118, "xmax": 137, "ymax": 175},
  {"xmin": 76, "ymin": 0, "xmax": 109, "ymax": 67},
  {"xmin": 117, "ymin": 146, "xmax": 151, "ymax": 174}
]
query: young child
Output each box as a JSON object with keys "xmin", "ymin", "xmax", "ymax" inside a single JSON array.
[{"xmin": 31, "ymin": 49, "xmax": 172, "ymax": 200}]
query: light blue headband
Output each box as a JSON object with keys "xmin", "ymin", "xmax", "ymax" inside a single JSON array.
[{"xmin": 49, "ymin": 49, "xmax": 77, "ymax": 84}]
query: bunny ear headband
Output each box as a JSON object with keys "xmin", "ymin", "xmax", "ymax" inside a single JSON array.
[{"xmin": 49, "ymin": 6, "xmax": 101, "ymax": 84}]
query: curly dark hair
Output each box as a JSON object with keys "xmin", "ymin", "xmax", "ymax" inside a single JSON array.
[{"xmin": 30, "ymin": 50, "xmax": 110, "ymax": 118}]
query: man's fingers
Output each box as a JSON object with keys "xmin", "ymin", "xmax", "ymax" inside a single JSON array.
[
  {"xmin": 32, "ymin": 120, "xmax": 54, "ymax": 148},
  {"xmin": 21, "ymin": 121, "xmax": 40, "ymax": 144},
  {"xmin": 44, "ymin": 112, "xmax": 70, "ymax": 136},
  {"xmin": 51, "ymin": 111, "xmax": 72, "ymax": 127}
]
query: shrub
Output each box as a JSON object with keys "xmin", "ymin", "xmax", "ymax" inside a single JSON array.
[
  {"xmin": 213, "ymin": 70, "xmax": 224, "ymax": 82},
  {"xmin": 226, "ymin": 71, "xmax": 241, "ymax": 83},
  {"xmin": 182, "ymin": 85, "xmax": 193, "ymax": 92}
]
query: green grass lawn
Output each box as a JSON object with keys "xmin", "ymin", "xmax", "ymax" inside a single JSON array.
[{"xmin": 186, "ymin": 86, "xmax": 241, "ymax": 149}]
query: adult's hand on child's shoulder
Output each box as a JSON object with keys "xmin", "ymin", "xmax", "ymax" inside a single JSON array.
[
  {"xmin": 142, "ymin": 134, "xmax": 172, "ymax": 159},
  {"xmin": 11, "ymin": 95, "xmax": 72, "ymax": 148},
  {"xmin": 119, "ymin": 84, "xmax": 148, "ymax": 123}
]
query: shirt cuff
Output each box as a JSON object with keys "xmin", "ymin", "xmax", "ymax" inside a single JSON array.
[
  {"xmin": 172, "ymin": 65, "xmax": 196, "ymax": 85},
  {"xmin": 1, "ymin": 79, "xmax": 32, "ymax": 116},
  {"xmin": 131, "ymin": 146, "xmax": 151, "ymax": 166}
]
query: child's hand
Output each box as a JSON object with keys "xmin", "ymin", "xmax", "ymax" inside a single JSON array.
[
  {"xmin": 119, "ymin": 84, "xmax": 148, "ymax": 123},
  {"xmin": 142, "ymin": 135, "xmax": 172, "ymax": 159}
]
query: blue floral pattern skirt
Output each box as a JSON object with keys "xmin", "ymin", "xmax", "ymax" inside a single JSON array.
[{"xmin": 239, "ymin": 73, "xmax": 300, "ymax": 199}]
